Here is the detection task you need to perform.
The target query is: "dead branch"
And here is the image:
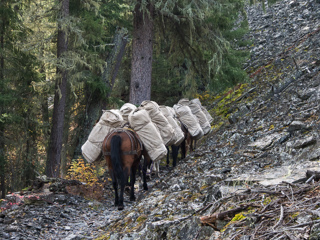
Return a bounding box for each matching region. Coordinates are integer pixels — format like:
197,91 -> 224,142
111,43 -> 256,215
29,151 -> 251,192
284,219 -> 320,229
306,170 -> 320,181
200,204 -> 254,227
273,205 -> 284,230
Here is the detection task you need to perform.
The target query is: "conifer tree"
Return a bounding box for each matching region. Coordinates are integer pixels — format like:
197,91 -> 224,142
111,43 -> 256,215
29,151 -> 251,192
129,0 -> 154,105
46,0 -> 69,177
129,0 -> 249,104
0,0 -> 44,194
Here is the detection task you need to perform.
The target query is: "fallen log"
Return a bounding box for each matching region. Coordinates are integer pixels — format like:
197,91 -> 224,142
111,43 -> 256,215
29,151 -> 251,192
29,176 -> 83,193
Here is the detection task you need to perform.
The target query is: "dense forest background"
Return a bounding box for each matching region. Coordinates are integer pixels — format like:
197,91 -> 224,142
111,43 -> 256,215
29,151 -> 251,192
0,0 -> 255,198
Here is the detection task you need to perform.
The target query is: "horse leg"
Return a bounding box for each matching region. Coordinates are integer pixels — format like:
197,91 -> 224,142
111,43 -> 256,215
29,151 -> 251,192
181,139 -> 186,159
118,167 -> 128,210
110,171 -> 119,207
146,163 -> 152,180
130,165 -> 137,201
138,156 -> 146,186
155,160 -> 160,178
142,154 -> 149,191
166,146 -> 170,167
186,134 -> 193,155
172,145 -> 179,167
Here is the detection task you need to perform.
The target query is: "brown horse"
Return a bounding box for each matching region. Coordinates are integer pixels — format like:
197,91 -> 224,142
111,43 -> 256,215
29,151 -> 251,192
102,128 -> 149,210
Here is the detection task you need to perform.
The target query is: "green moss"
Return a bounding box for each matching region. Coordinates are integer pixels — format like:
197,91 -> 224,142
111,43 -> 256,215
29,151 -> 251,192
231,213 -> 246,221
263,196 -> 272,205
137,215 -> 147,222
290,212 -> 300,219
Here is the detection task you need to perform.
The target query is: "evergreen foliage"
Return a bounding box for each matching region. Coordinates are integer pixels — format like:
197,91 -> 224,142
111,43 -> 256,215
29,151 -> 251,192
0,0 -> 44,192
149,0 -> 250,99
0,0 -> 254,194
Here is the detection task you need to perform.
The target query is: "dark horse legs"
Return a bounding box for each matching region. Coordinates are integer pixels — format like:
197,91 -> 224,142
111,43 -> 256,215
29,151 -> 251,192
166,137 -> 188,168
104,129 -> 148,210
111,172 -> 119,206
138,155 -> 149,190
130,166 -> 136,201
110,135 -> 127,210
166,145 -> 181,168
142,156 -> 148,190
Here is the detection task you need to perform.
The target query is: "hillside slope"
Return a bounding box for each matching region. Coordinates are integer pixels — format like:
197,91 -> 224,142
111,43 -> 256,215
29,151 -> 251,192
0,0 -> 319,239
100,0 -> 320,239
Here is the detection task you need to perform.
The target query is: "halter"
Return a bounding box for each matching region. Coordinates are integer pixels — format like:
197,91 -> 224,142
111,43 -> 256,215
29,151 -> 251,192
103,128 -> 143,156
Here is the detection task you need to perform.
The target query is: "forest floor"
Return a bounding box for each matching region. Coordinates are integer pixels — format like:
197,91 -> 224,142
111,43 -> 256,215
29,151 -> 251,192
1,0 -> 320,239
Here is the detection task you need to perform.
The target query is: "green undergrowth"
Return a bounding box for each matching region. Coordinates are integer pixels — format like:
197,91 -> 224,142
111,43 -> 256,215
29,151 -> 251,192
197,83 -> 252,131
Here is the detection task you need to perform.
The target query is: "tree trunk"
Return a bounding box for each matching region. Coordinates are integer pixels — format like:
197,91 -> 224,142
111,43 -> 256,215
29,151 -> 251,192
103,27 -> 128,102
129,0 -> 154,105
46,0 -> 69,178
40,66 -> 50,156
60,84 -> 72,178
73,28 -> 128,159
0,3 -> 6,198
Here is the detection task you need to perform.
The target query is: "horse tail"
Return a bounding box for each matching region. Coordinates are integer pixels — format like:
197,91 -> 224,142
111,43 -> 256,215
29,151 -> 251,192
111,135 -> 124,183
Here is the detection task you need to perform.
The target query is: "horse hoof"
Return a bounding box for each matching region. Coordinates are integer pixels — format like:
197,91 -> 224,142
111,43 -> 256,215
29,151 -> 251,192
144,186 -> 148,191
118,205 -> 124,210
130,196 -> 136,201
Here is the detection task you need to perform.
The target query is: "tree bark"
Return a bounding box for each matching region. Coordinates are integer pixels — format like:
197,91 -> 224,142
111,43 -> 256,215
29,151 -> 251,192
60,84 -> 72,178
103,27 -> 128,102
0,1 -> 6,198
129,0 -> 154,105
46,0 -> 69,178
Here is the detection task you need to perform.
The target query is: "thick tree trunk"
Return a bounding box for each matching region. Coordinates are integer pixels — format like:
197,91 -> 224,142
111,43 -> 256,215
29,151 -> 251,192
60,84 -> 72,178
0,132 -> 4,199
73,28 -> 128,159
40,66 -> 50,155
23,117 -> 35,187
0,8 -> 6,198
46,0 -> 69,178
129,0 -> 154,105
0,123 -> 4,198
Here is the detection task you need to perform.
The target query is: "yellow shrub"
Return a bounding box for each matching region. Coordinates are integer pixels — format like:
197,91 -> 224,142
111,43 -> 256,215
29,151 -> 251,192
66,158 -> 106,201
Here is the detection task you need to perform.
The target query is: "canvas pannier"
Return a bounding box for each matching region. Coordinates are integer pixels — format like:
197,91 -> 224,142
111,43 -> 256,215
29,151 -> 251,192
120,103 -> 137,123
188,100 -> 211,135
128,108 -> 167,161
81,140 -> 103,164
159,105 -> 185,146
177,98 -> 190,106
191,98 -> 213,124
140,100 -> 175,146
98,109 -> 124,127
173,104 -> 204,140
81,109 -> 124,163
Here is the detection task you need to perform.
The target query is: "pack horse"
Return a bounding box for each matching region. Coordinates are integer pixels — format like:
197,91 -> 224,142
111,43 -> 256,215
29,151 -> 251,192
102,128 -> 149,210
